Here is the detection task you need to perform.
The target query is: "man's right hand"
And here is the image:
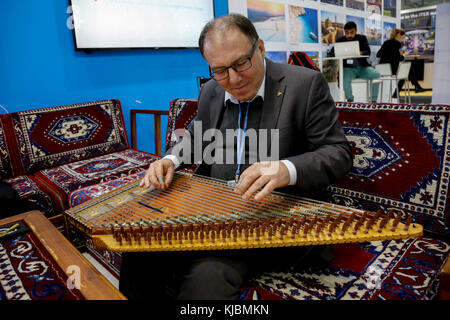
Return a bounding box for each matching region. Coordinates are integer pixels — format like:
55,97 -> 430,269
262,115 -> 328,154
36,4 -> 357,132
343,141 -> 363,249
140,158 -> 175,190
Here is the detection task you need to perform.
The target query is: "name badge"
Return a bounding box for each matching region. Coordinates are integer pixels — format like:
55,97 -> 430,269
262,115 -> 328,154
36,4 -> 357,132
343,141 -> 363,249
347,59 -> 354,64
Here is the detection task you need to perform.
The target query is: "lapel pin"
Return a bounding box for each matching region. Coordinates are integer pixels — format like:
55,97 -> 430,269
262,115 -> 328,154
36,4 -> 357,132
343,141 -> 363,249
277,91 -> 282,97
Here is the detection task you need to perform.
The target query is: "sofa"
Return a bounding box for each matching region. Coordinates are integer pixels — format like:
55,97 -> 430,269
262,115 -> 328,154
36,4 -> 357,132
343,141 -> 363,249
0,99 -> 159,228
67,98 -> 450,300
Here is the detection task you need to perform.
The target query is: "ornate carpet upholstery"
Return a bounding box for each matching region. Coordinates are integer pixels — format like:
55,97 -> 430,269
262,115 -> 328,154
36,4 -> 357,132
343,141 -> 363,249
331,103 -> 450,239
0,100 -> 158,217
0,220 -> 85,300
240,237 -> 449,300
0,100 -> 128,177
164,98 -> 198,154
68,98 -> 450,300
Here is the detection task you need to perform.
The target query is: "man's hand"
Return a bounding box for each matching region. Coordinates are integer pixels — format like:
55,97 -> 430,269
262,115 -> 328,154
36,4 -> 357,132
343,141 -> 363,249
140,158 -> 175,190
234,161 -> 290,201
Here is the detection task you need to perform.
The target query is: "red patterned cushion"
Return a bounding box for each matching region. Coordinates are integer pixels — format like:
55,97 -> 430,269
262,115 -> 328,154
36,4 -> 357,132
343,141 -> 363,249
69,170 -> 147,207
0,117 -> 14,178
34,149 -> 159,212
164,99 -> 198,154
0,100 -> 129,176
6,175 -> 55,215
331,103 -> 450,239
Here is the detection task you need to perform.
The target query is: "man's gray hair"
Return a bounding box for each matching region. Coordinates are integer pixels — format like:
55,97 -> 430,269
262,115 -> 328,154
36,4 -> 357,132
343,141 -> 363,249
198,13 -> 259,57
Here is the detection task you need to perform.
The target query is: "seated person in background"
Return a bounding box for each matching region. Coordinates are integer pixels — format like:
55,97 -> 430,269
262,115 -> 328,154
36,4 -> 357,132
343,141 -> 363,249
333,21 -> 380,103
120,13 -> 352,300
377,28 -> 426,97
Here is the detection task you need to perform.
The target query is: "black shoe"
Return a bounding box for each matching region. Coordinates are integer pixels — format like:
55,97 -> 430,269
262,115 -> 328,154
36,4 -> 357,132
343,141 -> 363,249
415,87 -> 426,93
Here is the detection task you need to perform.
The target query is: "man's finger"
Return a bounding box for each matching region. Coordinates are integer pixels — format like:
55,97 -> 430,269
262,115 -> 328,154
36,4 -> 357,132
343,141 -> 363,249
148,164 -> 162,189
234,164 -> 260,195
242,175 -> 269,201
164,163 -> 175,188
254,180 -> 277,201
154,162 -> 165,189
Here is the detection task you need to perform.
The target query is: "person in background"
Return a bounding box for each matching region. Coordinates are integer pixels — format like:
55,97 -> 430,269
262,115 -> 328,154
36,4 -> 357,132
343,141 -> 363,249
377,28 -> 426,98
333,21 -> 381,103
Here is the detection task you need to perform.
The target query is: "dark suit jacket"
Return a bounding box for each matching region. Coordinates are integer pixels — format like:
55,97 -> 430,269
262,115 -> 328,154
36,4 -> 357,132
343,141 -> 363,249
168,59 -> 353,195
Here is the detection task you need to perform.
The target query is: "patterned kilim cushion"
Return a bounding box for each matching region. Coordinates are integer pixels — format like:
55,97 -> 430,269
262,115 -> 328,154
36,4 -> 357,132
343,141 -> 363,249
69,170 -> 147,207
0,117 -> 13,178
331,103 -> 450,239
164,99 -> 198,154
34,149 -> 159,212
0,220 -> 85,300
6,175 -> 54,215
0,100 -> 129,176
240,237 -> 450,300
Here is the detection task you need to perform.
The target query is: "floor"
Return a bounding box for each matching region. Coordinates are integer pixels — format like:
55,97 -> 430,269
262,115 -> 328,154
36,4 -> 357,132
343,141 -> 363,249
399,89 -> 433,104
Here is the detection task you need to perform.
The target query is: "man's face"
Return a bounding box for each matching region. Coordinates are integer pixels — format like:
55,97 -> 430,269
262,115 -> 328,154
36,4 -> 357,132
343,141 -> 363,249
344,28 -> 357,40
203,28 -> 265,102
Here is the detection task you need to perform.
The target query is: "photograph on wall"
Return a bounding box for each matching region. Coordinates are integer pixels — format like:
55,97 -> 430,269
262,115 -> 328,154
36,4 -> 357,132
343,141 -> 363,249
346,15 -> 365,34
321,51 -> 338,82
321,0 -> 343,6
247,0 -> 286,42
321,10 -> 345,44
289,5 -> 318,43
304,51 -> 320,69
288,51 -> 320,69
346,0 -> 364,11
401,8 -> 435,56
383,21 -> 397,42
384,0 -> 397,17
366,0 -> 382,14
266,51 -> 287,63
366,16 -> 382,45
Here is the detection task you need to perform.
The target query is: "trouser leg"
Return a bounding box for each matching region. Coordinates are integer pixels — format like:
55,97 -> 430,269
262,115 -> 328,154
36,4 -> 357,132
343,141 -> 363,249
343,68 -> 358,101
119,246 -> 328,300
358,67 -> 381,101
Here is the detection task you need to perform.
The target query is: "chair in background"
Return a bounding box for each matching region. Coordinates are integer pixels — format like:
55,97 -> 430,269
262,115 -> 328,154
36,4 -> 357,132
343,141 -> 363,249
375,63 -> 393,103
351,77 -> 383,103
378,62 -> 412,104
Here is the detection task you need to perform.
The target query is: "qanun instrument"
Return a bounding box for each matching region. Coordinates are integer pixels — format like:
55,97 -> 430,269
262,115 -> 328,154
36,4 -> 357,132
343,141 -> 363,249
64,172 -> 422,252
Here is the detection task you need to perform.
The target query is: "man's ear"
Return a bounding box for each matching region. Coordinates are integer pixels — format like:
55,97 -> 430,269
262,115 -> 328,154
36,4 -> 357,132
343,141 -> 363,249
258,38 -> 265,58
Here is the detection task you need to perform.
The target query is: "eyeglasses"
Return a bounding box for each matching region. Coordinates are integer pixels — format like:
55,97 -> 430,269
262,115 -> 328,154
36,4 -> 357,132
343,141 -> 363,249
209,39 -> 259,81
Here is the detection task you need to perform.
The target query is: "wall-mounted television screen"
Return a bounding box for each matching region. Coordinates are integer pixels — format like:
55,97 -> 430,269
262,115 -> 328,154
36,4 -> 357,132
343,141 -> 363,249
70,0 -> 215,50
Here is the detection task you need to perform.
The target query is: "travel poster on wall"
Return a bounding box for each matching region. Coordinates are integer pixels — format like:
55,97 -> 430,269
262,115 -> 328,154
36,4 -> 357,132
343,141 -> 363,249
346,15 -> 365,35
384,0 -> 397,17
321,10 -> 345,44
289,5 -> 319,43
346,0 -> 364,11
401,8 -> 435,56
266,51 -> 287,63
383,21 -> 397,42
366,0 -> 382,14
321,0 -> 343,6
247,0 -> 286,43
366,16 -> 382,45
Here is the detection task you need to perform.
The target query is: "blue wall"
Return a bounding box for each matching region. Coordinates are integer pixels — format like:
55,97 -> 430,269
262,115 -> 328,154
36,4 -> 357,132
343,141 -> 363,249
0,0 -> 228,154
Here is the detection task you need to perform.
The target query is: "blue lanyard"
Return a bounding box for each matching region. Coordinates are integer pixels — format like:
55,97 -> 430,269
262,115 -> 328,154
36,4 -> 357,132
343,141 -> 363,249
236,100 -> 250,183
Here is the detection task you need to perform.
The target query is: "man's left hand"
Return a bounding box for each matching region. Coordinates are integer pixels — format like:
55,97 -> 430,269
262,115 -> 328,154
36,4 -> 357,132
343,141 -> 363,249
234,161 -> 290,201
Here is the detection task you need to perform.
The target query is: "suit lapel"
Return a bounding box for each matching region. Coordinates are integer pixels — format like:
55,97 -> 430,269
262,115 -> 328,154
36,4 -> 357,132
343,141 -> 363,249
260,59 -> 286,131
209,84 -> 226,129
